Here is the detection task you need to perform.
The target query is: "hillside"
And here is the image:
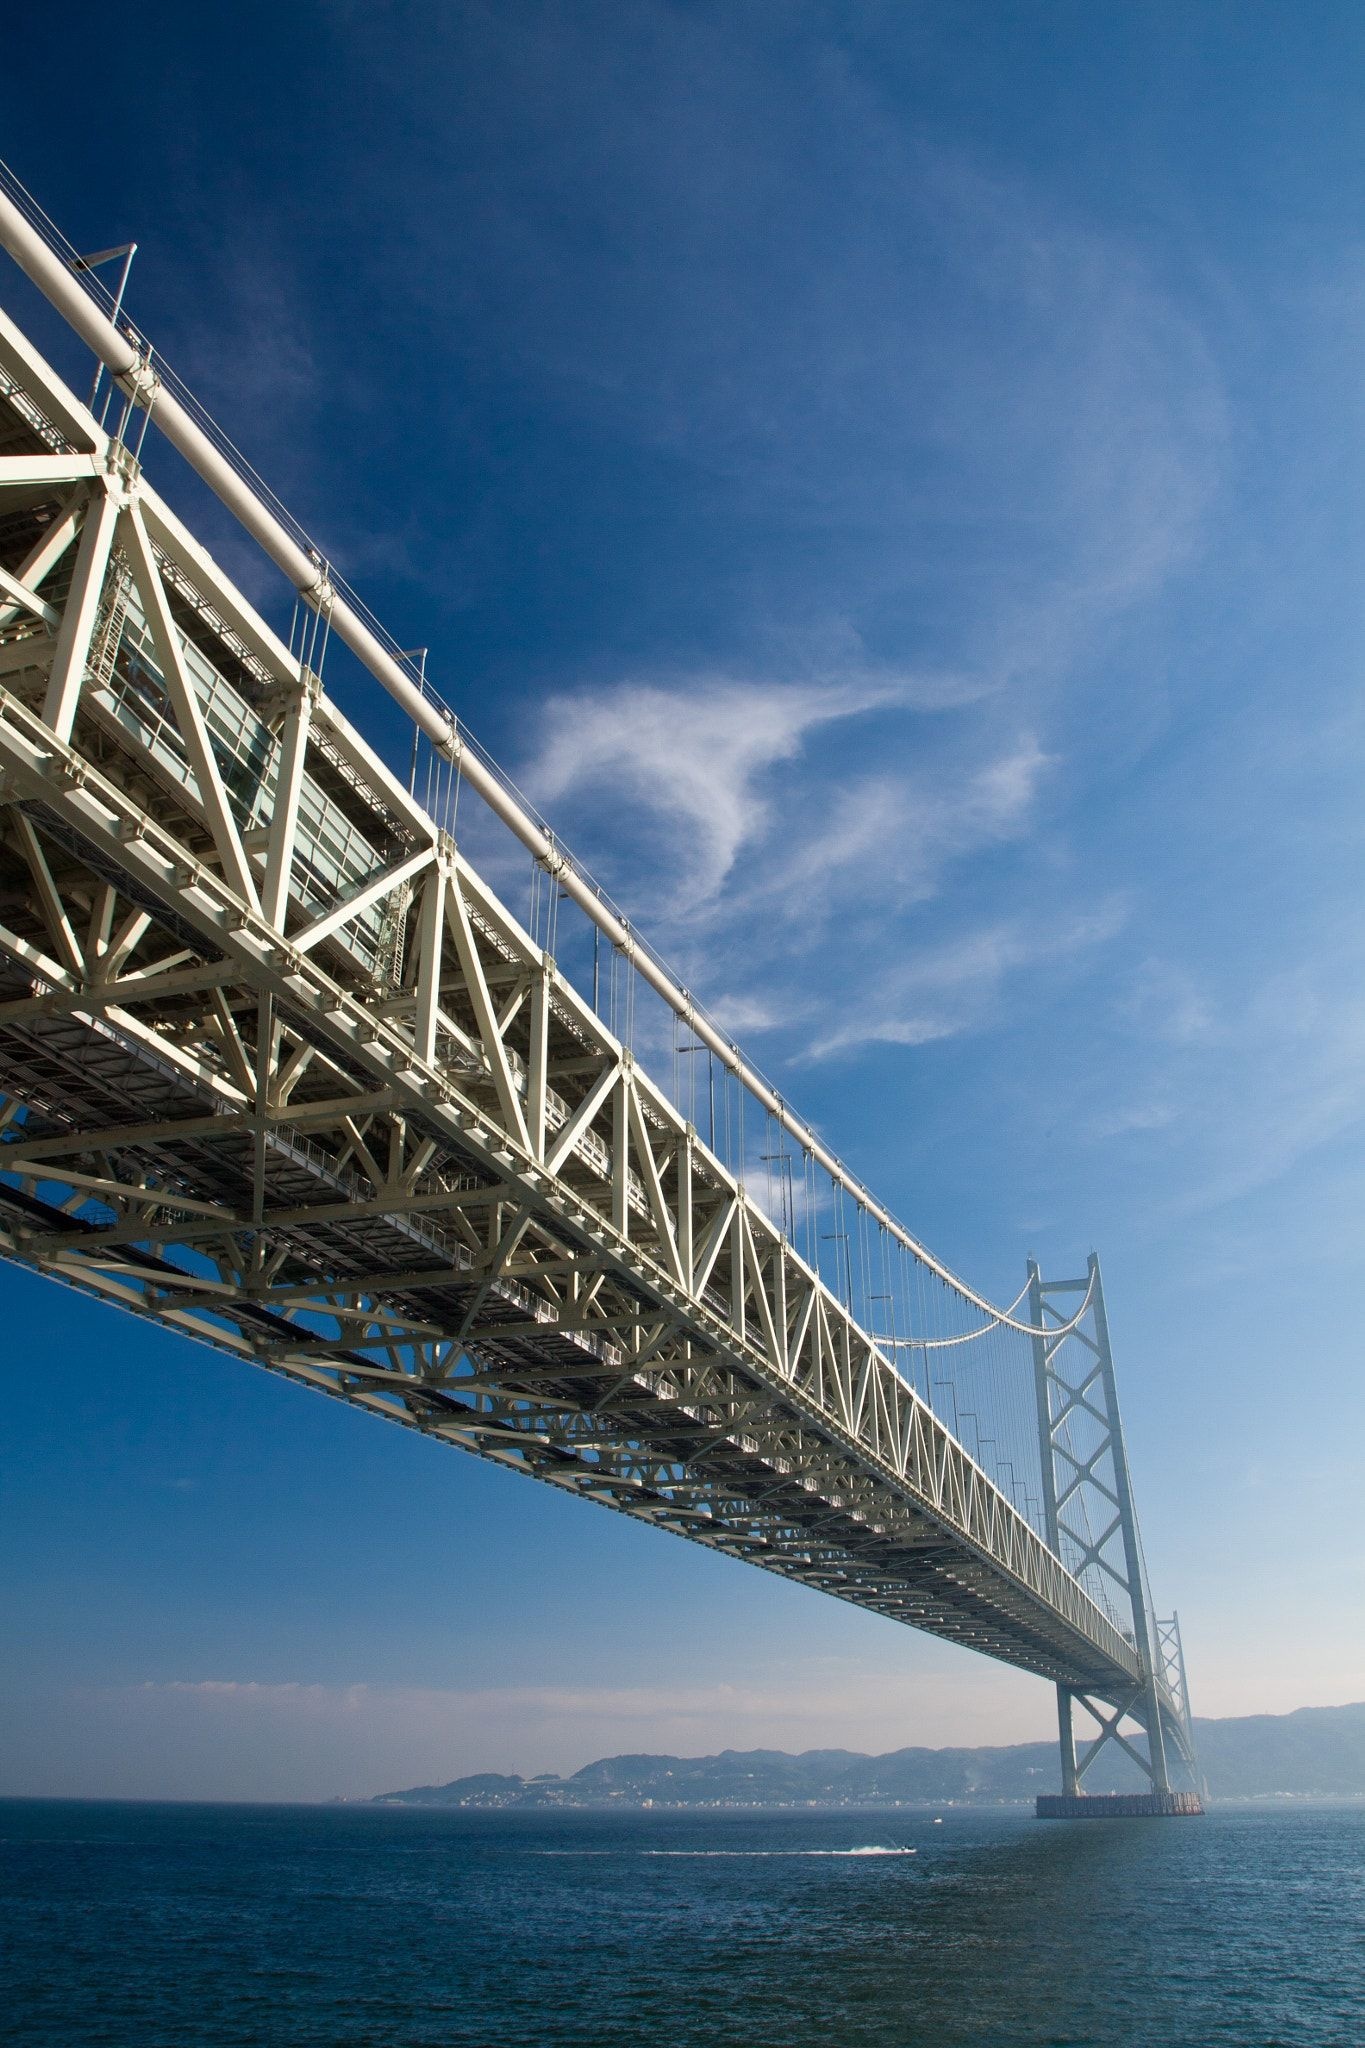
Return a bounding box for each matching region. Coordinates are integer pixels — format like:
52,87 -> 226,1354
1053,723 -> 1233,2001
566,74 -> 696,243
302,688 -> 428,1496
374,1702 -> 1365,1808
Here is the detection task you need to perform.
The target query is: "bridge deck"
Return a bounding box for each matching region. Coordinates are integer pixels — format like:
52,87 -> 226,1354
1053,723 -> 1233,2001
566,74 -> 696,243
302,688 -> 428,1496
0,296 -> 1146,1703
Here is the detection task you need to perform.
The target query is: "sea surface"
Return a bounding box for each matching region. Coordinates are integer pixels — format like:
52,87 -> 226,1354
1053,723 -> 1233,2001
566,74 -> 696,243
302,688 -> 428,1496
1,1799 -> 1361,2046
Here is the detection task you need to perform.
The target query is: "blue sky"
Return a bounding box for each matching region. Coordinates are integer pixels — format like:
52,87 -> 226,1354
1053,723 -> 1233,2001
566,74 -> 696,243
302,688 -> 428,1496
3,0 -> 1364,1800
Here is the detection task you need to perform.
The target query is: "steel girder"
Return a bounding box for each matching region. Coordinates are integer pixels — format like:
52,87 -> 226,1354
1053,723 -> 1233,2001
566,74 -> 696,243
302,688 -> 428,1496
0,298 -> 1145,1698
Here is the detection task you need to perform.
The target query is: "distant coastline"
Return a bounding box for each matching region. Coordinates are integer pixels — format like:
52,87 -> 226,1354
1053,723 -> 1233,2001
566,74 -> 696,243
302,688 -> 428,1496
372,1700 -> 1365,1811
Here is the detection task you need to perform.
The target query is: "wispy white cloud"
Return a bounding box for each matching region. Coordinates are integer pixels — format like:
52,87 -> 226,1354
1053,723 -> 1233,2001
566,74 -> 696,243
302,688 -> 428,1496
751,734 -> 1054,928
804,902 -> 1128,1061
140,1675 -> 898,1722
1120,958 -> 1219,1046
528,665 -> 968,909
495,128 -> 1227,1080
519,669 -> 1072,1065
1175,956 -> 1365,1213
1083,905 -> 1365,1233
1086,1102 -> 1176,1142
173,252 -> 319,433
706,990 -> 787,1036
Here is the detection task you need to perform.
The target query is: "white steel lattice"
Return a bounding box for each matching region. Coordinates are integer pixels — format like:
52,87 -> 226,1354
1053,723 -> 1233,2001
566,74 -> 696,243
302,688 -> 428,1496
0,169 -> 1199,1783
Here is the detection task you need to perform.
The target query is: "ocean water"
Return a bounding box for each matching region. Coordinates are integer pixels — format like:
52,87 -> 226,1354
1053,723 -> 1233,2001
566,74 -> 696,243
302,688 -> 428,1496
1,1800 -> 1361,2046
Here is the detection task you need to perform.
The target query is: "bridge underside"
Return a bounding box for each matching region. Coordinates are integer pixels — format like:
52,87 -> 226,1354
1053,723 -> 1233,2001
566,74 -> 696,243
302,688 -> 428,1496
0,289 -> 1149,1711
0,993 -> 1120,1693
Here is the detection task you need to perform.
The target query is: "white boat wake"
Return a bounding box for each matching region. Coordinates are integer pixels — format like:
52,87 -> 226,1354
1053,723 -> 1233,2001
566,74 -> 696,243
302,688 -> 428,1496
640,1845 -> 918,1858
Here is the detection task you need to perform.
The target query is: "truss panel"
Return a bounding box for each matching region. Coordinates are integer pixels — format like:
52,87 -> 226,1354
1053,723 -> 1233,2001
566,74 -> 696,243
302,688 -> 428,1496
0,237 -> 1189,1714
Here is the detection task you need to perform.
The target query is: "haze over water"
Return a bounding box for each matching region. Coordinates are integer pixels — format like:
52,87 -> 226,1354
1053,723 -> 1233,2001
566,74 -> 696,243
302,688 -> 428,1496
4,1801 -> 1360,2046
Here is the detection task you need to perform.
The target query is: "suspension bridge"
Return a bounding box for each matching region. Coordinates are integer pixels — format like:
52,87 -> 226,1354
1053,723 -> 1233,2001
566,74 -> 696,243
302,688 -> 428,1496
0,167 -> 1201,1816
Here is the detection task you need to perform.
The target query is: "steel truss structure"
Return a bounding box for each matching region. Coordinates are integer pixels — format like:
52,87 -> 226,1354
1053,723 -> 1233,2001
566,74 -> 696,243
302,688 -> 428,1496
0,172 -> 1199,1786
1030,1260 -> 1200,1794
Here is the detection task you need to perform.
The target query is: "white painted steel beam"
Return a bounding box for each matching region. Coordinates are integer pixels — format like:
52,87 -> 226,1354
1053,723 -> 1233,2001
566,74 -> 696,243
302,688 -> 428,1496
0,176 -> 1096,1345
0,181 -> 1190,1715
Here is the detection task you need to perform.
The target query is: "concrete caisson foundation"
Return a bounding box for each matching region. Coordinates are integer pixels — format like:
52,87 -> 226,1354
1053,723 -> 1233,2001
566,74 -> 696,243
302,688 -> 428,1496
1036,1791 -> 1204,1819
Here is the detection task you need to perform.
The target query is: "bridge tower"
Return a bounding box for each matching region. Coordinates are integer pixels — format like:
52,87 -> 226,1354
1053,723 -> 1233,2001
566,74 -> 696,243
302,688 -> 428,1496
1028,1255 -> 1203,1817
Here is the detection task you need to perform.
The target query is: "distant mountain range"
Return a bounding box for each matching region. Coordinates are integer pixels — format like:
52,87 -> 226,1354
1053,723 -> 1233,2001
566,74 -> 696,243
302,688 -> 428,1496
374,1702 -> 1365,1808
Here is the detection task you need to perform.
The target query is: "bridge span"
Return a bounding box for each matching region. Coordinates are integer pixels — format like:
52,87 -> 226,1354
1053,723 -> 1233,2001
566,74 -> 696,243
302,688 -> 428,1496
0,167 -> 1199,1807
